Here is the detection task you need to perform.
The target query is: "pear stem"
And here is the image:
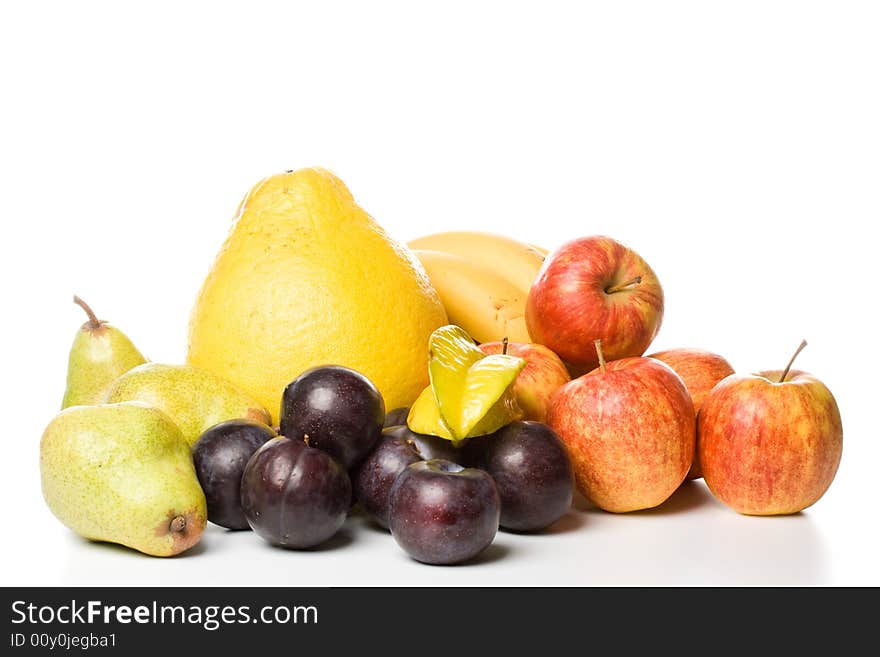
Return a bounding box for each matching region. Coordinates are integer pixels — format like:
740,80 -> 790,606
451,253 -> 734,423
779,339 -> 808,383
594,339 -> 607,374
605,276 -> 642,295
169,516 -> 186,533
502,337 -> 509,355
73,295 -> 102,329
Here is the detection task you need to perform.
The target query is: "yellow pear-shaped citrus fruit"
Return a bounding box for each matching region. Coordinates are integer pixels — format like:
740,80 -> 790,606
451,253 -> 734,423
408,325 -> 525,445
187,168 -> 448,424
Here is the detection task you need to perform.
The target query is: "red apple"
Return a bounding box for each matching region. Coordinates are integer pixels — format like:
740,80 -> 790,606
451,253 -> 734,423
479,340 -> 570,422
546,343 -> 694,513
526,236 -> 664,373
698,341 -> 842,516
647,348 -> 735,479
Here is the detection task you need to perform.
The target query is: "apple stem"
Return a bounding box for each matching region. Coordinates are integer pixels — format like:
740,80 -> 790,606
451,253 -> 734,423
502,337 -> 509,355
594,339 -> 606,374
73,295 -> 102,329
605,276 -> 642,295
779,339 -> 808,383
169,516 -> 186,533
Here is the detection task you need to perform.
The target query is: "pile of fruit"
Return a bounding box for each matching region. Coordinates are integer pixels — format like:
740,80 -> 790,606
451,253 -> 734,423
39,167 -> 844,566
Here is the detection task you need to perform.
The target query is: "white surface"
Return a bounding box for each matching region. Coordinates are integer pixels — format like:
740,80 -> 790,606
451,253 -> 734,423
1,1 -> 878,586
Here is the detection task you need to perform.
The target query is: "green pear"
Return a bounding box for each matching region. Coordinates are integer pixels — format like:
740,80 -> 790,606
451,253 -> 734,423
104,363 -> 272,446
40,402 -> 207,557
62,296 -> 147,408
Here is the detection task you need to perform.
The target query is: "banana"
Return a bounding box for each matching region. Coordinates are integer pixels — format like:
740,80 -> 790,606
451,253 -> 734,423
408,231 -> 547,293
528,243 -> 550,257
411,249 -> 531,344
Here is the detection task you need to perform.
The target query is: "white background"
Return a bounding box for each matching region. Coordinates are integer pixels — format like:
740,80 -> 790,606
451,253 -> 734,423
1,1 -> 878,586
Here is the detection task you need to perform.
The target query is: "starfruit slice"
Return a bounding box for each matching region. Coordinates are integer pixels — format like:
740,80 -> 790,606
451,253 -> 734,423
407,325 -> 526,445
407,385 -> 455,441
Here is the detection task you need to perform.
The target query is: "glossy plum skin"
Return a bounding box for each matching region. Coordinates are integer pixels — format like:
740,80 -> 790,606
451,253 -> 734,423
192,419 -> 277,529
383,407 -> 410,428
352,430 -> 422,528
466,421 -> 573,532
280,365 -> 385,470
354,426 -> 465,528
240,437 -> 351,549
390,424 -> 463,462
389,460 -> 500,565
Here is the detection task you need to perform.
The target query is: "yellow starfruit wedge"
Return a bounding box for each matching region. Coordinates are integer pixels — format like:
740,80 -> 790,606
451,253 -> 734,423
457,354 -> 526,437
407,386 -> 455,441
407,325 -> 526,445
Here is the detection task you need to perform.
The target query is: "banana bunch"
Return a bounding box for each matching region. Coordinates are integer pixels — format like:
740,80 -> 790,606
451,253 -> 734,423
408,231 -> 549,344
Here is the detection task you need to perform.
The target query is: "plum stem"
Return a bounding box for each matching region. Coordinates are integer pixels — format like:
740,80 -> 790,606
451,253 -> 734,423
779,339 -> 808,383
73,295 -> 102,329
605,276 -> 642,294
405,438 -> 423,458
169,516 -> 186,533
594,339 -> 606,374
502,337 -> 509,355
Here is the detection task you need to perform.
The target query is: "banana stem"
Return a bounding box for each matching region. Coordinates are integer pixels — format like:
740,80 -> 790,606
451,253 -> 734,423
502,337 -> 509,355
